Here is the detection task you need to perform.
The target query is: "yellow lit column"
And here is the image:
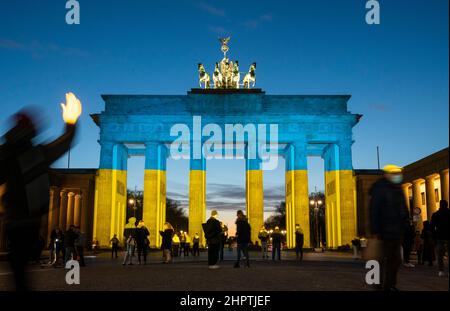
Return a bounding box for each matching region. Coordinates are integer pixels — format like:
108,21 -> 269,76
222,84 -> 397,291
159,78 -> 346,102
189,153 -> 206,248
412,179 -> 426,228
285,143 -> 309,249
402,184 -> 411,213
59,190 -> 68,231
440,169 -> 449,203
47,186 -> 60,242
93,142 -> 128,247
66,192 -> 75,228
143,142 -> 167,248
74,194 -> 82,227
246,151 -> 264,245
425,175 -> 438,220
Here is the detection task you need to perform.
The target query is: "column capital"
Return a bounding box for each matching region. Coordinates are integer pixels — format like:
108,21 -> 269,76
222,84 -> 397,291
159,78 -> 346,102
67,191 -> 75,197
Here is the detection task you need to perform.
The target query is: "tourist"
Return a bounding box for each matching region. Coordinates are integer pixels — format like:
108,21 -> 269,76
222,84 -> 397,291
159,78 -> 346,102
402,219 -> 415,268
184,232 -> 191,257
202,210 -> 222,269
180,231 -> 186,257
295,224 -> 304,261
172,232 -> 180,257
430,200 -> 449,277
258,226 -> 269,259
136,221 -> 150,265
122,233 -> 137,265
413,230 -> 423,265
192,233 -> 200,256
0,97 -> 80,291
369,164 -> 409,291
160,222 -> 174,263
271,227 -> 283,261
49,227 -> 64,265
234,210 -> 251,268
74,226 -> 86,267
421,221 -> 435,266
64,225 -> 79,264
219,222 -> 228,261
110,234 -> 119,259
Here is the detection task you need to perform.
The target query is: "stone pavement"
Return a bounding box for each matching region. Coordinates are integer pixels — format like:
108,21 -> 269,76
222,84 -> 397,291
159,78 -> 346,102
0,250 -> 448,291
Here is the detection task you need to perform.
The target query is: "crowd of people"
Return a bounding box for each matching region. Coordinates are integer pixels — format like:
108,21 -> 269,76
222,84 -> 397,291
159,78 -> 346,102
48,225 -> 87,267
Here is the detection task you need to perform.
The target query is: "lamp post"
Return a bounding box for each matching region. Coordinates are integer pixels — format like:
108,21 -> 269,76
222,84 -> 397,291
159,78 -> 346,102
310,198 -> 323,251
128,198 -> 137,217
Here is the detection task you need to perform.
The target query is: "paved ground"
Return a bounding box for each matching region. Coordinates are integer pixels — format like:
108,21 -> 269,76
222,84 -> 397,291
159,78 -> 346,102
0,250 -> 448,291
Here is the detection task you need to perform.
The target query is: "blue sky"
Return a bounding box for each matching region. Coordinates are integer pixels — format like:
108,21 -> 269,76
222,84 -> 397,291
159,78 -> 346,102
0,0 -> 448,228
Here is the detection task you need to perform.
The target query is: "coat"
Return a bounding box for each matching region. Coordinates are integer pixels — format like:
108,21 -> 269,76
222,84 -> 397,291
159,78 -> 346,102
235,217 -> 251,244
203,217 -> 222,245
430,206 -> 449,241
160,229 -> 174,250
369,178 -> 409,240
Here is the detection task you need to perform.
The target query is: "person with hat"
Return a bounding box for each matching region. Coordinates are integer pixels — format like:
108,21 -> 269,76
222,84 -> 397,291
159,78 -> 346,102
202,210 -> 222,269
369,164 -> 410,291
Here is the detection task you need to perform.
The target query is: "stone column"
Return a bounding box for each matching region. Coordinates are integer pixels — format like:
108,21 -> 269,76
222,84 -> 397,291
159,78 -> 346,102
425,175 -> 437,220
144,142 -> 168,248
246,145 -> 264,245
402,183 -> 411,214
188,152 -> 206,248
47,186 -> 60,242
74,193 -> 82,227
412,179 -> 426,227
59,190 -> 68,231
66,192 -> 75,228
440,169 -> 449,203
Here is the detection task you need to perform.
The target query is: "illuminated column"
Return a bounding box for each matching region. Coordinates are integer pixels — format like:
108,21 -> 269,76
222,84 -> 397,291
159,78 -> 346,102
402,183 -> 411,213
58,190 -> 68,231
93,142 -> 128,246
189,149 -> 206,248
440,169 -> 449,203
412,179 -> 426,228
285,142 -> 309,249
66,192 -> 75,228
246,145 -> 264,245
74,194 -> 82,227
47,186 -> 60,242
143,142 -> 167,248
323,141 -> 356,248
425,175 -> 438,220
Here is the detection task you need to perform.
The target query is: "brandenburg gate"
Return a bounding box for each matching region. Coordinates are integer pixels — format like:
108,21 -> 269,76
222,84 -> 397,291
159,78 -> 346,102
91,38 -> 361,249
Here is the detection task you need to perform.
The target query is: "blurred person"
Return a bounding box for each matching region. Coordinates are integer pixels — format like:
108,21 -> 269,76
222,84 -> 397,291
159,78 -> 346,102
295,225 -> 304,261
219,222 -> 228,261
74,226 -> 86,267
258,226 -> 269,259
413,230 -> 423,265
64,225 -> 79,264
271,227 -> 283,261
421,221 -> 435,266
136,221 -> 150,265
0,93 -> 81,290
234,210 -> 251,268
122,233 -> 137,265
402,219 -> 416,268
110,234 -> 119,259
172,232 -> 180,257
369,164 -> 409,291
179,231 -> 186,257
92,237 -> 99,255
202,210 -> 222,269
184,232 -> 191,257
160,222 -> 174,263
49,227 -> 64,265
430,200 -> 449,276
192,233 -> 200,256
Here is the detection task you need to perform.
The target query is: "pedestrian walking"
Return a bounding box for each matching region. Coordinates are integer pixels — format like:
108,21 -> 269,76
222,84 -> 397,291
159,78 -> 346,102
74,227 -> 86,267
271,227 -> 283,261
64,225 -> 79,264
160,222 -> 174,263
430,200 -> 449,277
192,233 -> 200,256
110,234 -> 119,259
295,225 -> 304,261
184,232 -> 191,257
172,232 -> 180,257
258,226 -> 269,259
234,210 -> 251,268
202,210 -> 222,269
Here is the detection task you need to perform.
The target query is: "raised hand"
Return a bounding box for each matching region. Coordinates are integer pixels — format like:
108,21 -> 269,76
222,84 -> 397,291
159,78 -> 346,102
61,92 -> 82,124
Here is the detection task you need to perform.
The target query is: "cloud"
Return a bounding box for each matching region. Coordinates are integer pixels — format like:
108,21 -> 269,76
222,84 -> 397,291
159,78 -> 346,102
0,38 -> 89,58
243,13 -> 273,29
208,25 -> 228,34
195,2 -> 226,17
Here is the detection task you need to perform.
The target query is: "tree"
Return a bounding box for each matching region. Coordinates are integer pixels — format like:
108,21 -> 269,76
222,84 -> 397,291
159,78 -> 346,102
264,201 -> 286,229
166,198 -> 188,232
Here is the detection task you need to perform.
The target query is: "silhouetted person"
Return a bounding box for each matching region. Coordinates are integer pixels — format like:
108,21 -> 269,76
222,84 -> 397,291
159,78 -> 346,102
202,210 -> 222,269
258,226 -> 269,259
413,230 -> 423,265
110,234 -> 119,259
0,94 -> 81,290
184,232 -> 191,257
136,221 -> 150,265
74,226 -> 86,267
430,200 -> 449,276
295,224 -> 304,261
271,227 -> 283,261
219,222 -> 228,261
421,221 -> 435,266
369,165 -> 409,291
64,225 -> 79,263
192,233 -> 200,256
160,222 -> 174,263
49,227 -> 64,265
402,219 -> 415,268
234,210 -> 251,268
